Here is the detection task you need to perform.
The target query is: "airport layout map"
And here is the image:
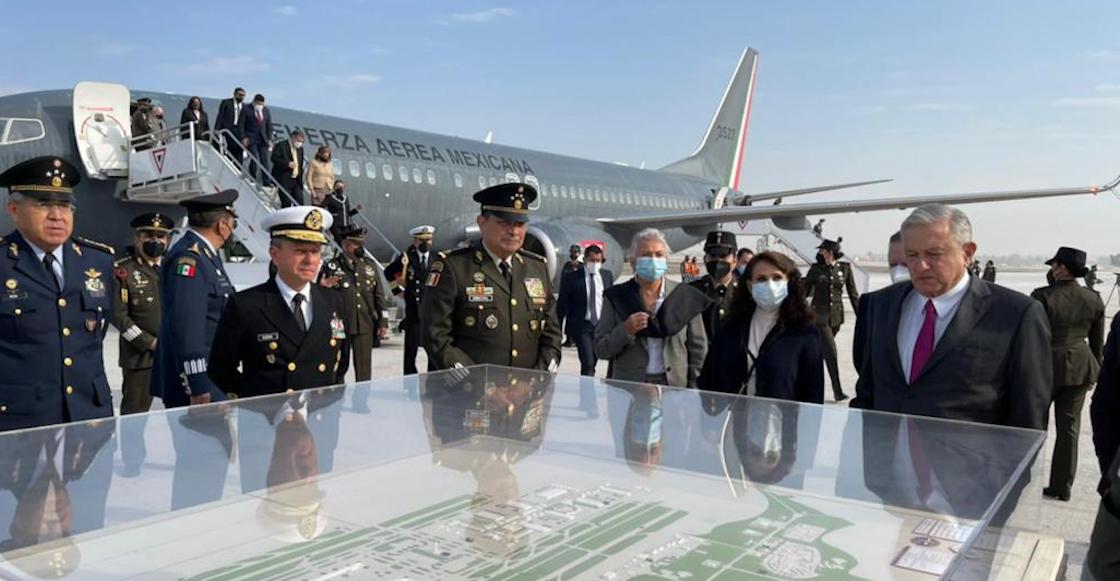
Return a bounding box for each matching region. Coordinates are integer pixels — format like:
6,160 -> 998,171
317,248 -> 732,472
183,483 -> 871,581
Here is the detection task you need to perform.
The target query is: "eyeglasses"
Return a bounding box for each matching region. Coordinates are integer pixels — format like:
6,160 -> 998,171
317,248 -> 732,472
28,201 -> 75,214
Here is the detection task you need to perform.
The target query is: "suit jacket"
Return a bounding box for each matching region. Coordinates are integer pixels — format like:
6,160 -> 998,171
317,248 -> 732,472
593,279 -> 708,388
556,265 -> 614,336
1030,279 -> 1104,387
1092,315 -> 1120,476
851,276 -> 1053,429
208,279 -> 350,399
239,105 -> 273,146
269,140 -> 305,192
214,98 -> 245,138
697,312 -> 824,403
179,107 -> 210,140
0,231 -> 116,431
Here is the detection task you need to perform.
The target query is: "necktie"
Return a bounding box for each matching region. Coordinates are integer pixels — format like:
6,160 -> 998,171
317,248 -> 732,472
419,254 -> 427,273
256,108 -> 263,124
588,272 -> 598,325
43,253 -> 61,293
909,300 -> 937,383
233,103 -> 240,125
500,261 -> 512,287
292,293 -> 307,334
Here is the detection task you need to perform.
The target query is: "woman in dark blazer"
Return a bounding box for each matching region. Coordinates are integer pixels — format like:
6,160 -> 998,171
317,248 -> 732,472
698,251 -> 823,403
180,96 -> 210,140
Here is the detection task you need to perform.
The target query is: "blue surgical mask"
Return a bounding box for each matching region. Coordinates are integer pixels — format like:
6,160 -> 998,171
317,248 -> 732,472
630,400 -> 663,447
736,264 -> 748,276
635,257 -> 667,281
751,280 -> 788,311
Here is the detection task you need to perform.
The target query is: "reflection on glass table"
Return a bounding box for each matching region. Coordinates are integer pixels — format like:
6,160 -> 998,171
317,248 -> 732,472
0,366 -> 1046,580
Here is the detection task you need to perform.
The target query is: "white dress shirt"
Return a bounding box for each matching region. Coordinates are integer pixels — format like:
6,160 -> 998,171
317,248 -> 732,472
586,269 -> 603,322
481,243 -> 512,274
275,276 -> 313,327
26,240 -> 65,287
645,281 -> 667,375
897,273 -> 971,382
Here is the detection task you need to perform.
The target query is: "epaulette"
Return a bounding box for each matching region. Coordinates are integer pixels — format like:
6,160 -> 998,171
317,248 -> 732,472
517,248 -> 547,262
73,237 -> 115,255
112,256 -> 134,268
447,246 -> 474,256
187,242 -> 202,256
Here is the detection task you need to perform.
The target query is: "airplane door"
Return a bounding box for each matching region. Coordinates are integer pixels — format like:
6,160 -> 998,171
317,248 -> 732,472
72,82 -> 131,180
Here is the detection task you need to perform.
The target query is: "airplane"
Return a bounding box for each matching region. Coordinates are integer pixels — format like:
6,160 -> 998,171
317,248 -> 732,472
0,47 -> 1114,282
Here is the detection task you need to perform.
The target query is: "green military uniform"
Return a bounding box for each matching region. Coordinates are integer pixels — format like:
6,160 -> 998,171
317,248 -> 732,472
422,183 -> 562,372
804,239 -> 859,400
323,230 -> 389,382
1032,247 -> 1105,500
688,230 -> 740,342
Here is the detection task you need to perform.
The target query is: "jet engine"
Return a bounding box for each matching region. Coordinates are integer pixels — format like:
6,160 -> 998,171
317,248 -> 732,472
522,219 -> 623,285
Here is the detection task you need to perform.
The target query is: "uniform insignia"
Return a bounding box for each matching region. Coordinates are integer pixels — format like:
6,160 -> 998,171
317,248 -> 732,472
266,354 -> 277,365
72,242 -> 82,256
257,332 -> 279,342
474,251 -> 484,264
7,243 -> 16,258
364,266 -> 375,277
330,313 -> 346,339
121,288 -> 129,303
485,314 -> 499,329
84,269 -> 106,296
524,278 -> 547,305
464,408 -> 489,432
429,261 -> 444,274
4,279 -> 15,290
115,267 -> 128,281
530,320 -> 539,332
176,261 -> 197,278
426,272 -> 440,287
466,284 -> 495,303
85,318 -> 97,333
472,272 -> 484,283
187,243 -> 202,256
304,209 -> 324,231
74,237 -> 114,255
465,315 -> 476,327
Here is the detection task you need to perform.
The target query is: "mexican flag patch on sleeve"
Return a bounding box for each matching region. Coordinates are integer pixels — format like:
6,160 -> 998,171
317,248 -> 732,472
176,262 -> 196,278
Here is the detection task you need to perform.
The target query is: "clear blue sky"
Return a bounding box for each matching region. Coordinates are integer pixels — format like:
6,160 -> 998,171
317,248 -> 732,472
3,1 -> 1119,257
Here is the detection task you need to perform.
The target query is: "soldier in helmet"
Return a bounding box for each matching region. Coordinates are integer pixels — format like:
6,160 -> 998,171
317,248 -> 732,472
111,212 -> 174,476
385,225 -> 436,375
422,183 -> 562,375
689,230 -> 740,344
804,238 -> 859,401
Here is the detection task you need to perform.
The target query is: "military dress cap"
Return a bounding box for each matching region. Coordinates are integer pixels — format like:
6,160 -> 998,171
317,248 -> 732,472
130,212 -> 174,233
569,244 -> 582,252
703,230 -> 738,255
1045,246 -> 1089,277
261,206 -> 333,244
340,224 -> 368,240
180,189 -> 239,214
817,237 -> 844,257
0,156 -> 81,202
473,182 -> 537,223
408,225 -> 435,239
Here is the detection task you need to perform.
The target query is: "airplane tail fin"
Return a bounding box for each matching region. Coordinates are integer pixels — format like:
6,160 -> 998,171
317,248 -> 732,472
660,48 -> 758,190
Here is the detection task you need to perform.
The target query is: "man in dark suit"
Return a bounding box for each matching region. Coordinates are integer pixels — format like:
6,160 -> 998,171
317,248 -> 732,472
214,87 -> 246,163
1032,246 -> 1104,501
238,93 -> 273,182
851,204 -> 1052,429
208,206 -> 349,399
269,129 -> 306,206
384,225 -> 435,375
557,244 -> 614,377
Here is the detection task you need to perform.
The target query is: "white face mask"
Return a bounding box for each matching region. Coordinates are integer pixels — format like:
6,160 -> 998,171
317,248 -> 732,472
254,104 -> 264,111
751,280 -> 788,312
889,265 -> 911,284
586,261 -> 602,274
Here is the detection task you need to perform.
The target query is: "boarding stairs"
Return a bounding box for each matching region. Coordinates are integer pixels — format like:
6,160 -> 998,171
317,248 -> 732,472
745,224 -> 871,294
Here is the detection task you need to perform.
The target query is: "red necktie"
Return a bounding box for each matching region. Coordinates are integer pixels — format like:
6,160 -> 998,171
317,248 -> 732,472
256,109 -> 263,124
909,300 -> 936,383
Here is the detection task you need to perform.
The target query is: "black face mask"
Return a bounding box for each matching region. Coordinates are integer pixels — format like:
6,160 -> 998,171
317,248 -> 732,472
570,253 -> 579,260
142,240 -> 167,258
352,246 -> 364,259
706,260 -> 731,280
418,241 -> 430,253
815,253 -> 826,264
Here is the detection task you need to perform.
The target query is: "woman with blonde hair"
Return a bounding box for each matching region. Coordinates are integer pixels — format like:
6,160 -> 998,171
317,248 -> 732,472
306,145 -> 335,205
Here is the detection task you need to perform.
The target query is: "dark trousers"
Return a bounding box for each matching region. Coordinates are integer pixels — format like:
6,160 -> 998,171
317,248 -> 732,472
223,135 -> 244,166
120,368 -> 153,468
1049,383 -> 1091,495
815,320 -> 845,398
276,179 -> 304,207
576,323 -> 597,376
403,318 -> 420,375
246,142 -> 270,181
350,332 -> 373,410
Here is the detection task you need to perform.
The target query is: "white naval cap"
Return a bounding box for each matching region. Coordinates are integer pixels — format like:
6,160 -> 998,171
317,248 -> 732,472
409,225 -> 435,239
260,206 -> 333,244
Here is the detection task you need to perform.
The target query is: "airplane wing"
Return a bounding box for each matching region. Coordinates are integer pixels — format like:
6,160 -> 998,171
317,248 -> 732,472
737,179 -> 893,204
599,178 -> 1119,230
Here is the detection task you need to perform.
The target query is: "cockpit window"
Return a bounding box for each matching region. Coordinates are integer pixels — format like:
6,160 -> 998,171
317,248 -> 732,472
0,118 -> 45,145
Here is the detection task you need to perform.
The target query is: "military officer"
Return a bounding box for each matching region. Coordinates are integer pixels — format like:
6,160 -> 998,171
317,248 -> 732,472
208,206 -> 350,398
422,183 -> 562,375
111,212 -> 173,476
563,244 -> 583,274
1031,247 -> 1105,502
804,238 -> 859,402
322,225 -> 388,412
384,224 -> 435,374
0,156 -> 116,431
689,231 -> 739,343
151,189 -> 239,407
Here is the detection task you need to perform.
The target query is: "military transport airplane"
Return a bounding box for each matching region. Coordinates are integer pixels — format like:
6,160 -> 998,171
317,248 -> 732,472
0,47 -> 1114,278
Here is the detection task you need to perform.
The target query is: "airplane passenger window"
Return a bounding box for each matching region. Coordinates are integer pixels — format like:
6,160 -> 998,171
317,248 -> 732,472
609,190 -> 617,203
594,189 -> 602,202
365,162 -> 376,179
578,187 -> 586,200
550,184 -> 558,197
348,160 -> 360,177
488,176 -> 498,186
427,169 -> 436,185
333,160 -> 344,175
454,173 -> 463,188
399,166 -> 409,182
626,192 -> 633,204
2,119 -> 44,144
560,186 -> 568,199
413,168 -> 423,183
382,164 -> 393,180
505,172 -> 520,183
478,175 -> 487,190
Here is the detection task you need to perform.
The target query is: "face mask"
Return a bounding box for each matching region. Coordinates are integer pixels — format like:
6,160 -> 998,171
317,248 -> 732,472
418,241 -> 430,253
294,140 -> 304,148
586,261 -> 602,274
351,246 -> 364,259
141,240 -> 167,258
706,260 -> 731,280
815,253 -> 826,265
219,219 -> 237,247
254,104 -> 263,111
751,280 -> 788,311
736,264 -> 748,276
630,399 -> 663,447
889,265 -> 910,284
570,252 -> 580,260
235,95 -> 244,103
635,257 -> 667,281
